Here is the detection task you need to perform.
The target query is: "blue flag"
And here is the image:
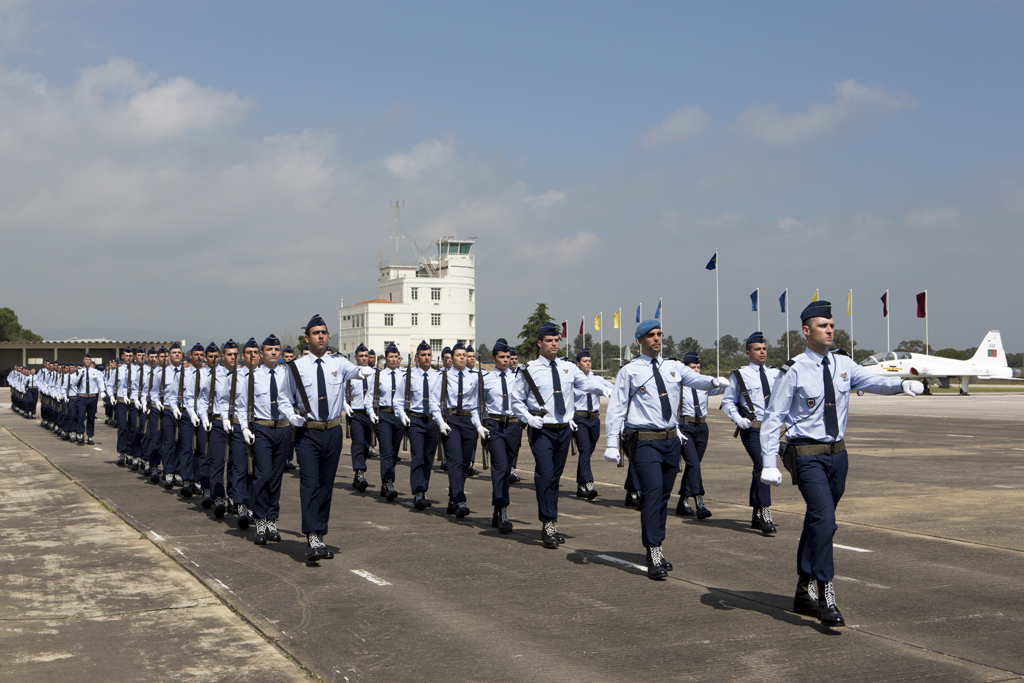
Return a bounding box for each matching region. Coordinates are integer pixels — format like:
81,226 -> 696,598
654,300 -> 661,319
636,304 -> 641,323
750,290 -> 758,312
705,253 -> 717,270
779,291 -> 786,313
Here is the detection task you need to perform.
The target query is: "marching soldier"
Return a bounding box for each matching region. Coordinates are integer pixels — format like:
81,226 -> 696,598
345,343 -> 373,492
430,341 -> 483,518
478,338 -> 522,532
759,301 -> 922,626
722,332 -> 781,535
510,322 -> 611,548
73,354 -> 105,446
403,340 -> 441,510
154,342 -> 186,489
223,338 -> 260,528
200,340 -> 235,517
180,343 -> 208,496
675,351 -> 725,519
108,346 -> 133,466
507,347 -> 523,484
366,343 -> 407,502
604,320 -> 729,579
572,349 -> 606,500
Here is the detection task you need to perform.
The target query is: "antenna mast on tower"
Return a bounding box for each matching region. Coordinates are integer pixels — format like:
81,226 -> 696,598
390,198 -> 405,264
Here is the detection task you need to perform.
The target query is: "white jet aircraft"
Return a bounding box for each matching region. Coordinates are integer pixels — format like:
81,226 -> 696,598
858,330 -> 1021,394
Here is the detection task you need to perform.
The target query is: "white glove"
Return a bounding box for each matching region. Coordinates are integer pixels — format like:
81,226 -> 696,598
712,377 -> 731,389
358,366 -> 375,378
190,412 -> 200,428
133,399 -> 141,410
676,428 -> 687,444
288,413 -> 306,427
401,413 -> 411,427
601,385 -> 613,398
569,420 -> 578,432
222,419 -> 231,434
761,467 -> 783,486
202,417 -> 211,432
735,417 -> 752,430
604,446 -> 621,464
526,414 -> 544,430
368,411 -> 378,424
155,401 -> 163,412
344,404 -> 354,418
476,425 -> 490,439
144,404 -> 150,415
438,420 -> 452,435
242,428 -> 255,445
173,407 -> 182,420
902,380 -> 925,397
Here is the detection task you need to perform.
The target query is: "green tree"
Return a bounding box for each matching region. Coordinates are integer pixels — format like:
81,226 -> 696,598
716,334 -> 741,358
662,335 -> 677,359
896,339 -> 926,353
934,347 -> 969,361
777,330 -> 805,359
854,348 -> 875,363
677,337 -> 701,355
833,328 -> 852,354
0,308 -> 42,342
517,303 -> 555,360
476,343 -> 492,363
571,333 -> 595,355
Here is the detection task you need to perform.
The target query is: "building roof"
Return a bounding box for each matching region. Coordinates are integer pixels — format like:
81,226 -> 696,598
352,299 -> 400,306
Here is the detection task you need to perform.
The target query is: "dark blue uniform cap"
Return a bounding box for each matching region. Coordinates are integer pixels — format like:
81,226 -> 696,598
355,343 -> 368,353
537,322 -> 560,338
467,345 -> 475,353
283,345 -> 293,354
509,348 -> 518,357
157,346 -> 168,354
135,346 -> 145,354
305,313 -> 327,331
575,348 -> 591,360
635,319 -> 661,339
147,347 -> 156,355
800,300 -> 832,322
493,339 -> 510,353
169,342 -> 181,351
122,346 -> 133,354
262,335 -> 280,347
205,342 -> 219,353
368,349 -> 376,356
682,351 -> 700,364
243,337 -> 258,350
441,346 -> 451,356
452,342 -> 465,352
223,339 -> 237,350
385,343 -> 399,355
746,331 -> 766,346
189,343 -> 204,353
417,340 -> 431,352
83,352 -> 91,358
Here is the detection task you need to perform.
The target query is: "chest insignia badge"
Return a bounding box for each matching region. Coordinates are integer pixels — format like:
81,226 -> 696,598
671,372 -> 676,377
841,372 -> 847,380
563,368 -> 569,374
639,386 -> 646,394
807,398 -> 815,408
332,371 -> 337,377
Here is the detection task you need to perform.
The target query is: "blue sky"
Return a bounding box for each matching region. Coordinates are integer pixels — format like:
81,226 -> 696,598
3,1 -> 1022,353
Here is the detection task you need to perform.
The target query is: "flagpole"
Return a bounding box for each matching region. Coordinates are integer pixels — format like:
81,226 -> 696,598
924,289 -> 928,355
850,289 -> 855,358
785,288 -> 790,359
599,312 -> 604,373
886,289 -> 890,352
618,308 -> 622,368
756,287 -> 760,331
715,248 -> 720,377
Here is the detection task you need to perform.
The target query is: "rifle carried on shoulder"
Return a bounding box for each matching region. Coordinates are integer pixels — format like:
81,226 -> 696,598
478,365 -> 489,470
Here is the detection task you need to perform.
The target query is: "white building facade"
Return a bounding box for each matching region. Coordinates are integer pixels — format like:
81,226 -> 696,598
336,238 -> 477,361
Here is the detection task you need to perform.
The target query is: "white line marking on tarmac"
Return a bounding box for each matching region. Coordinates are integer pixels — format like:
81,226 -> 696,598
1012,448 -> 1024,452
595,554 -> 646,572
229,640 -> 260,646
834,544 -> 872,553
150,532 -> 164,541
835,575 -> 890,590
992,485 -> 1017,489
93,447 -> 102,451
351,570 -> 391,586
362,521 -> 390,531
214,579 -> 234,593
946,434 -> 975,438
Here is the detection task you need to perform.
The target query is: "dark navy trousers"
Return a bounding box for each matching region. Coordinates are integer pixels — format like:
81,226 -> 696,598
528,425 -> 573,522
679,422 -> 709,497
349,412 -> 372,472
374,412 -> 402,484
573,415 -> 600,485
145,409 -> 162,466
442,415 -> 476,503
508,422 -> 522,469
115,403 -> 129,454
177,419 -> 197,482
796,449 -> 848,582
204,419 -> 228,498
631,437 -> 681,548
740,427 -> 772,508
485,419 -> 515,507
160,409 -> 179,475
251,424 -> 292,521
76,396 -> 98,437
408,415 -> 439,494
228,424 -> 253,506
294,425 -> 344,536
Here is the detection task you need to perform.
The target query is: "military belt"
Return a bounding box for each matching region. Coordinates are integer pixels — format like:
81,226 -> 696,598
79,393 -> 98,398
351,408 -> 367,414
575,411 -> 599,419
487,413 -> 519,424
449,409 -> 473,417
231,416 -> 241,426
792,439 -> 845,457
683,416 -> 706,425
376,406 -> 394,414
254,419 -> 290,429
540,422 -> 570,430
633,427 -> 676,441
303,416 -> 343,431
116,397 -> 126,403
407,410 -> 431,419
747,420 -> 763,430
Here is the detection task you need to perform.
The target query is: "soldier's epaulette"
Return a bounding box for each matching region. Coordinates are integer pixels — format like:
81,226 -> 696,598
833,348 -> 851,357
778,359 -> 797,374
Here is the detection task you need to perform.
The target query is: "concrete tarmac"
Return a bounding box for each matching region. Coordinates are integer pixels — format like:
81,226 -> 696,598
2,389 -> 1022,682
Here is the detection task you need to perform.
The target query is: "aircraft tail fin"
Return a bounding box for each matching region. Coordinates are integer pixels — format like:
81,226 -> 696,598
969,331 -> 1007,366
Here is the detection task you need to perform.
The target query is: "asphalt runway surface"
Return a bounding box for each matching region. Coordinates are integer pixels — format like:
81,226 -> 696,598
3,392 -> 1022,682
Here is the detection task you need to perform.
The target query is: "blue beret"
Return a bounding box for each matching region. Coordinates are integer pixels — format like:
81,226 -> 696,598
385,343 -> 399,354
746,332 -> 765,346
800,300 -> 832,322
575,348 -> 591,360
509,347 -> 518,357
306,313 -> 327,331
493,338 -> 510,353
355,343 -> 368,353
190,343 -> 204,353
243,337 -> 258,350
222,339 -> 237,350
452,342 -> 465,351
417,340 -> 431,352
158,346 -> 168,353
537,322 -> 560,338
169,342 -> 181,351
283,345 -> 293,353
635,319 -> 661,339
262,334 -> 280,347
205,342 -> 219,353
442,346 -> 451,355
682,351 -> 700,364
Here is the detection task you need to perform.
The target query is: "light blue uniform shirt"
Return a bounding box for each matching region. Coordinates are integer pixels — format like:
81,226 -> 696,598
680,382 -> 725,418
511,356 -> 608,427
572,370 -> 606,413
430,367 -> 482,428
234,365 -> 297,429
153,363 -> 186,409
366,366 -> 407,419
405,366 -> 441,415
481,368 -> 523,418
605,353 -> 718,448
347,369 -> 374,410
760,349 -> 904,467
289,354 -> 364,422
722,362 -> 781,424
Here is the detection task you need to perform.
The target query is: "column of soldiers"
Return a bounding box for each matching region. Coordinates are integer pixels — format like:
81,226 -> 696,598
6,300 -> 924,627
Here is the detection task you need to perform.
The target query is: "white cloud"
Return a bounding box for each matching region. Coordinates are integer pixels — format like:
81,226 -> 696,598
383,137 -> 454,180
737,79 -> 917,145
641,106 -> 710,148
905,206 -> 959,229
524,190 -> 566,208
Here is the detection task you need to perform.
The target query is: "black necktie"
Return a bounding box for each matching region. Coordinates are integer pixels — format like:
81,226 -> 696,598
86,370 -> 90,395
270,368 -> 279,419
759,366 -> 771,407
652,358 -> 672,421
390,370 -> 396,404
500,371 -> 509,412
822,357 -> 839,439
586,386 -> 593,412
422,372 -> 430,413
456,371 -> 464,411
550,360 -> 565,415
362,376 -> 367,396
316,358 -> 328,421
692,388 -> 702,418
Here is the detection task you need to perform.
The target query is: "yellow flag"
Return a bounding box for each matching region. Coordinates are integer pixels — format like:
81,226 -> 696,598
613,310 -> 620,329
594,313 -> 601,331
846,290 -> 852,316
811,289 -> 819,302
